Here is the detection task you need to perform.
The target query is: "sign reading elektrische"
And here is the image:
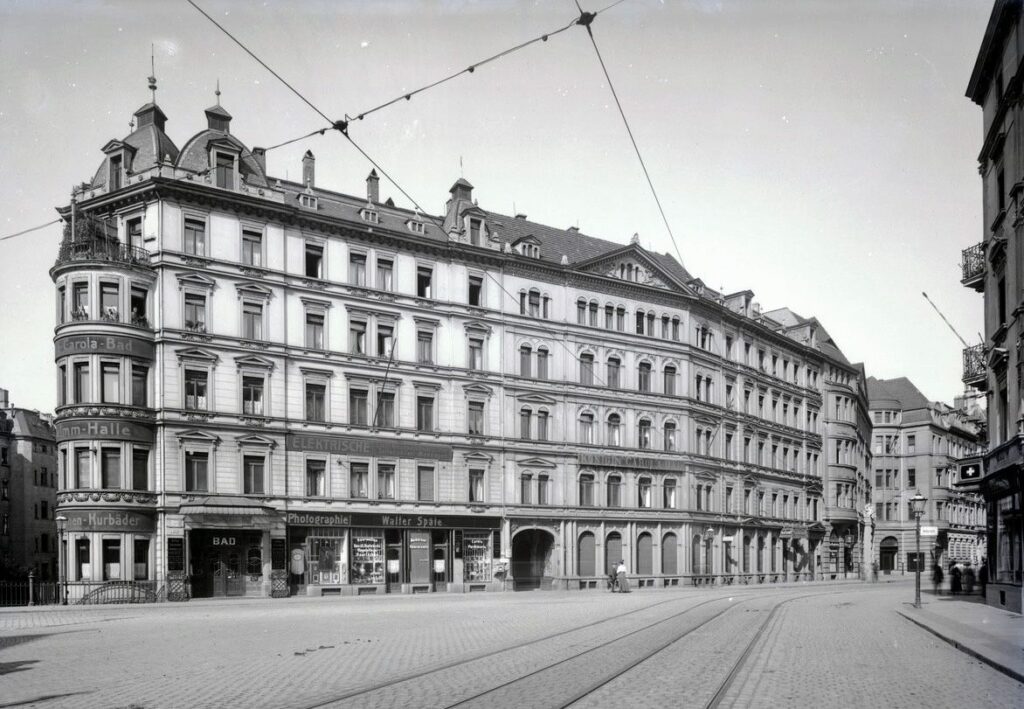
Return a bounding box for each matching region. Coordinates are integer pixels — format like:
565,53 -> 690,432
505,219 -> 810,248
286,511 -> 500,529
56,419 -> 154,443
54,334 -> 155,361
64,509 -> 156,532
285,432 -> 453,462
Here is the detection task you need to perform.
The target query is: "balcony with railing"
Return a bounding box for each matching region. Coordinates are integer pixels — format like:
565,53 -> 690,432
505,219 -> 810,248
53,219 -> 151,271
961,242 -> 985,292
962,344 -> 986,390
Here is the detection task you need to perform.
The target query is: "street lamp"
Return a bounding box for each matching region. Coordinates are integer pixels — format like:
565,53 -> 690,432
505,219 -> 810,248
910,491 -> 927,608
843,531 -> 854,579
55,515 -> 68,605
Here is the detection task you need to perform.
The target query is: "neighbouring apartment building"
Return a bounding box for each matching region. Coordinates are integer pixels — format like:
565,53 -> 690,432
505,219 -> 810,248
49,88 -> 872,600
0,388 -> 58,580
963,0 -> 1024,613
866,378 -> 985,576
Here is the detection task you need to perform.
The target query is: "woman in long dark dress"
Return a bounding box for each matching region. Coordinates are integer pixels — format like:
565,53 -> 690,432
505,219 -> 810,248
615,560 -> 631,593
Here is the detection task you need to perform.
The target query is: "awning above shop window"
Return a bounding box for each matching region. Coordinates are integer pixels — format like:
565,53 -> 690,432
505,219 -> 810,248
179,496 -> 281,529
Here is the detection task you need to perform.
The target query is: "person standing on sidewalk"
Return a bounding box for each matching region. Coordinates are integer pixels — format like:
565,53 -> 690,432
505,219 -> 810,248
931,562 -> 944,596
615,560 -> 631,593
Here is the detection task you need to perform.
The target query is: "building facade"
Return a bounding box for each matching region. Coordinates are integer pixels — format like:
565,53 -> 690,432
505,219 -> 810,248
964,0 -> 1024,613
50,92 -> 871,600
0,388 -> 58,580
867,378 -> 985,576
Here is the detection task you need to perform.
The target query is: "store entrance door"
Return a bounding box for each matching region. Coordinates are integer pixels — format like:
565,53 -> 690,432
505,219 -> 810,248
210,550 -> 244,597
409,531 -> 431,586
190,530 -> 250,598
385,529 -> 403,593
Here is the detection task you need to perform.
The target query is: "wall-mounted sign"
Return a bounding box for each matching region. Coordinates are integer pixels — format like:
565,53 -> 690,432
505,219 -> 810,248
55,334 -> 155,361
167,537 -> 185,572
920,526 -> 939,538
63,509 -> 155,533
286,511 -> 501,530
957,458 -> 983,484
56,418 -> 154,443
578,453 -> 681,472
285,432 -> 453,462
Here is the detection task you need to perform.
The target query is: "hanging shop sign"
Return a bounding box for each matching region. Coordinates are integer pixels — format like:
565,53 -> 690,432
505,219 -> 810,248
55,334 -> 155,360
285,432 -> 453,462
56,418 -> 154,444
63,509 -> 155,533
285,511 -> 501,530
578,453 -> 681,472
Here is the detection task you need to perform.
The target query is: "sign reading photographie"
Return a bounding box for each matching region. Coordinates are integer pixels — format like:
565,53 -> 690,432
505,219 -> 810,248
285,511 -> 501,530
285,432 -> 453,462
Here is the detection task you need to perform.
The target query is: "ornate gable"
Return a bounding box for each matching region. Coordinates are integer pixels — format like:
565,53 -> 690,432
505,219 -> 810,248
573,244 -> 692,293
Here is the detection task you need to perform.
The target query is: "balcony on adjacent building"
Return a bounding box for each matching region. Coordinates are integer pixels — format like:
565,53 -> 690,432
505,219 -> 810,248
960,242 -> 985,292
962,343 -> 986,391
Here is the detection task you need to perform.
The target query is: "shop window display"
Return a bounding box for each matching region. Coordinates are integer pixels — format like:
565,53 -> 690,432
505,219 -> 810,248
308,537 -> 345,586
350,530 -> 384,585
463,532 -> 492,582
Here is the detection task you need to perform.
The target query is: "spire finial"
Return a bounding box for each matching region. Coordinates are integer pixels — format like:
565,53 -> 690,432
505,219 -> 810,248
148,43 -> 157,103
215,78 -> 221,106
129,116 -> 135,132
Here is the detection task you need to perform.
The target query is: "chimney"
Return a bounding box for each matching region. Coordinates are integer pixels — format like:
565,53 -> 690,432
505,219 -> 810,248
302,150 -> 315,187
367,169 -> 379,203
515,213 -> 528,220
567,226 -> 579,233
252,147 -> 266,173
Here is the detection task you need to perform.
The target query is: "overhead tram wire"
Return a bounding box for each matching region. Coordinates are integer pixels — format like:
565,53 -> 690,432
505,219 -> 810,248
578,11 -> 687,272
0,219 -> 61,242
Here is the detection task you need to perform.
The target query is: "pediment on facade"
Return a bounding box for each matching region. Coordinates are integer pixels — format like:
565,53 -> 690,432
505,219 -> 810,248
176,429 -> 221,445
518,456 -> 557,469
234,355 -> 275,371
462,383 -> 494,398
463,451 -> 493,463
176,272 -> 218,290
515,393 -> 557,405
463,319 -> 492,335
175,347 -> 219,363
573,244 -> 693,294
235,282 -> 273,300
235,434 -> 277,448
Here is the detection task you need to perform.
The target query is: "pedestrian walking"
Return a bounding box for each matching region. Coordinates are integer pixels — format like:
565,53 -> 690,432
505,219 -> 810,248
615,560 -> 631,593
964,564 -> 976,594
950,561 -> 962,595
608,568 -> 618,592
931,562 -> 944,596
979,559 -> 988,598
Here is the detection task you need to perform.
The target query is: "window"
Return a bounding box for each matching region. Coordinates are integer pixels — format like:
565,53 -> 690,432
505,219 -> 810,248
305,312 -> 325,349
242,229 -> 262,266
664,422 -> 677,451
589,301 -> 598,327
375,391 -> 395,428
607,475 -> 622,507
527,290 -> 541,317
349,388 -> 368,426
240,375 -> 264,416
607,414 -> 622,447
617,307 -> 626,331
580,412 -> 595,444
537,348 -> 549,380
580,354 -> 595,385
215,153 -> 234,189
520,407 -> 532,440
75,538 -> 90,580
377,464 -> 395,500
607,358 -> 621,388
638,362 -> 652,392
101,448 -> 120,489
100,282 -> 119,321
520,473 -> 533,504
102,539 -> 122,581
306,459 -> 326,497
110,154 -> 123,190
579,474 -> 595,506
469,218 -> 482,246
468,338 -> 483,370
538,475 -> 550,505
907,435 -> 916,454
468,401 -> 485,435
638,477 -> 652,508
577,299 -> 587,325
520,345 -> 532,378
350,463 -> 369,498
636,311 -> 645,335
347,252 -> 366,285
132,449 -> 149,490
184,293 -> 207,332
130,286 -> 148,326
664,478 -> 677,508
305,382 -> 326,422
468,274 -> 484,306
185,451 -> 209,492
57,285 -> 66,324
184,370 -> 208,410
416,395 -> 434,431
377,324 -> 394,357
134,538 -> 150,581
242,302 -> 263,340
72,282 -> 89,319
638,419 -> 652,449
417,330 -> 434,364
537,410 -> 549,441
417,466 -> 434,501
417,265 -> 433,298
907,468 -> 916,488
350,319 -> 367,354
664,366 -> 677,395
376,258 -> 394,291
101,362 -> 120,403
184,218 -> 206,256
73,362 -> 90,403
469,469 -> 485,502
75,450 -> 90,488
243,455 -> 265,494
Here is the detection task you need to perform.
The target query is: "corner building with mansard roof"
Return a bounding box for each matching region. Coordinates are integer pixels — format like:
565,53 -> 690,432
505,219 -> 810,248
50,93 -> 872,600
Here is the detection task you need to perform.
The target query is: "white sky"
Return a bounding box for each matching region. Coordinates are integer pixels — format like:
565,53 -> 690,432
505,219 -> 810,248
0,0 -> 992,412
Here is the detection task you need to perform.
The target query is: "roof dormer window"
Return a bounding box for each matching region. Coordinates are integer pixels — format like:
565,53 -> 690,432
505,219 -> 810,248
109,154 -> 123,191
469,218 -> 483,246
407,219 -> 425,234
214,152 -> 235,190
360,205 -> 379,223
299,193 -> 318,210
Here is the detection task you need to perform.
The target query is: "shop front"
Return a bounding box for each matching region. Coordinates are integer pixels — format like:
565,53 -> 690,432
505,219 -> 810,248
286,511 -> 502,595
58,507 -> 157,603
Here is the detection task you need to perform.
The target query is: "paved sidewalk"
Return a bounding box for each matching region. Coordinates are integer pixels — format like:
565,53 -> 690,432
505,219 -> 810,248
897,593 -> 1024,682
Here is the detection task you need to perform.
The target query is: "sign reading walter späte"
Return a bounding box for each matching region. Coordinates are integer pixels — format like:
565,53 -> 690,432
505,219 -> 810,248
54,334 -> 155,360
285,432 -> 453,461
286,511 -> 501,529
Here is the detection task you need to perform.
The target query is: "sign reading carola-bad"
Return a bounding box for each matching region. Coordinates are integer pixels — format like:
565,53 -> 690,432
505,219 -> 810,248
54,334 -> 155,360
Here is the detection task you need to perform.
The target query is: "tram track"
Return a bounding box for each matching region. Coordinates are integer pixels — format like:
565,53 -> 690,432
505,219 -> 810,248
298,587 -> 777,709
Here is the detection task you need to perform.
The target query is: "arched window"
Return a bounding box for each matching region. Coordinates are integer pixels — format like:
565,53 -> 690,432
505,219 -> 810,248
520,407 -> 532,440
690,534 -> 701,574
520,472 -> 533,504
606,532 -> 622,576
616,307 -> 625,331
671,317 -> 680,340
527,289 -> 541,317
664,366 -> 677,395
607,474 -> 622,507
579,412 -> 595,444
588,300 -> 599,326
576,298 -> 587,325
637,532 -> 653,575
607,414 -> 622,447
638,362 -> 652,392
742,535 -> 751,573
663,478 -> 677,508
637,476 -> 652,507
664,421 -> 677,452
607,357 -> 621,389
604,304 -> 614,329
579,473 -> 595,506
537,347 -> 549,380
638,419 -> 652,449
519,344 -> 532,378
537,409 -> 549,441
578,532 -> 596,576
647,312 -> 655,335
542,294 -> 550,319
580,353 -> 594,385
662,532 -> 678,575
635,310 -> 645,335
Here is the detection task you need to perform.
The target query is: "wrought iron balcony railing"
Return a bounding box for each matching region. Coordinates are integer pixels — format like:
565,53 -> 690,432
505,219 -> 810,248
961,242 -> 984,290
55,238 -> 151,268
962,343 -> 986,383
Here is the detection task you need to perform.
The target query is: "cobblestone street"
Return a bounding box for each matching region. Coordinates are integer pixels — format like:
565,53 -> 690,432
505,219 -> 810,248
2,582 -> 1021,708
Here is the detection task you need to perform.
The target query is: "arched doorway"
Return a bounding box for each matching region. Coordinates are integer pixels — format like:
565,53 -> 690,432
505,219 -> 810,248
637,533 -> 653,575
511,529 -> 555,590
757,535 -> 765,573
606,532 -> 622,577
742,535 -> 751,573
690,534 -> 701,574
577,532 -> 596,577
880,536 -> 898,573
662,533 -> 678,576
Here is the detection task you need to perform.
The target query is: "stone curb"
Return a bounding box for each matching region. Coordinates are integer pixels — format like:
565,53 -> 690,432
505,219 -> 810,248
896,609 -> 1024,684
